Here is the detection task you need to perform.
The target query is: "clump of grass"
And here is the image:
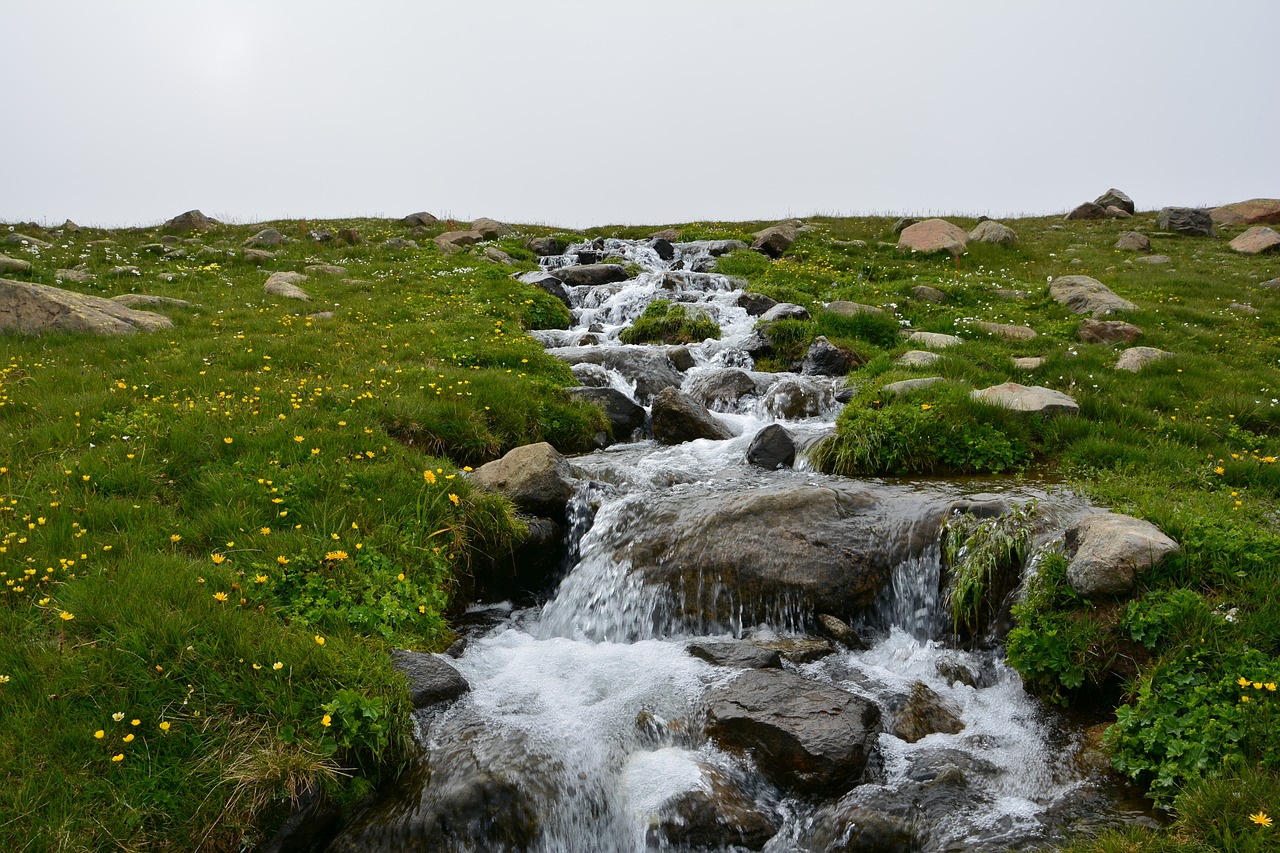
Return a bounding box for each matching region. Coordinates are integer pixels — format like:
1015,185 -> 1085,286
942,502 -> 1037,638
619,299 -> 721,345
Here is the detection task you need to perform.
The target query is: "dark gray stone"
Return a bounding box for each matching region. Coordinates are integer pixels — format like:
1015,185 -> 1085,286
1155,207 -> 1215,236
687,640 -> 783,669
802,336 -> 860,376
746,424 -> 796,470
567,387 -> 645,439
651,387 -> 733,444
389,650 -> 469,708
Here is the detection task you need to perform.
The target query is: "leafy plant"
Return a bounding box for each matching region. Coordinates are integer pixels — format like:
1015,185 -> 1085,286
943,502 -> 1038,637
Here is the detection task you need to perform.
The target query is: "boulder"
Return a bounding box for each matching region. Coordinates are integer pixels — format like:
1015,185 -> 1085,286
751,637 -> 835,664
682,239 -> 750,257
162,210 -> 219,232
816,613 -> 866,650
802,336 -> 860,376
1094,189 -> 1136,215
805,804 -> 918,853
912,284 -> 947,303
525,236 -> 564,256
263,271 -> 310,300
737,291 -> 777,316
309,229 -> 334,243
1106,205 -> 1133,219
1155,207 -> 1215,236
1115,346 -> 1173,372
242,248 -> 275,265
483,247 -> 515,265
1065,202 -> 1107,221
566,387 -> 645,439
516,270 -> 571,307
552,264 -> 630,287
970,383 -> 1079,416
1049,275 -> 1137,317
1012,356 -> 1045,370
549,346 -> 684,403
106,266 -> 140,278
704,668 -> 881,793
389,650 -> 469,708
751,222 -> 800,258
0,254 -> 32,274
1229,226 -> 1280,255
649,237 -> 675,261
758,302 -> 811,324
882,377 -> 943,396
1114,231 -> 1151,252
649,765 -> 779,851
746,423 -> 796,470
304,264 -> 347,276
898,219 -> 968,255
399,211 -> 438,227
651,387 -> 734,444
891,217 -> 917,234
1210,198 -> 1280,226
243,227 -> 283,249
687,641 -> 783,670
1065,513 -> 1181,597
891,682 -> 965,743
110,294 -> 193,309
968,220 -> 1018,246
1134,254 -> 1171,265
470,442 -> 575,517
570,363 -> 610,387
664,345 -> 696,371
470,217 -> 513,239
433,229 -> 484,254
55,269 -> 94,284
1078,319 -> 1142,345
761,376 -> 832,419
0,279 -> 172,335
688,368 -> 758,410
907,331 -> 964,349
896,350 -> 943,368
974,321 -> 1037,342
825,301 -> 884,317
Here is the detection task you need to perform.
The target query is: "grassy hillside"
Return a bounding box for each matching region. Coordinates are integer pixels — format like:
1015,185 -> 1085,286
2,209 -> 1278,849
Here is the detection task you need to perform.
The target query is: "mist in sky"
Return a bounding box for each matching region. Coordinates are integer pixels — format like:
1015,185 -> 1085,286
3,0 -> 1276,228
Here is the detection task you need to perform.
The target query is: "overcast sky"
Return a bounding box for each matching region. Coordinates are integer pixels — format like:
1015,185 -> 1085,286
3,1 -> 1276,229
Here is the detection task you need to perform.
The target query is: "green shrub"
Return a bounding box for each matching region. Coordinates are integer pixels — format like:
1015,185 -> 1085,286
1005,553 -> 1100,705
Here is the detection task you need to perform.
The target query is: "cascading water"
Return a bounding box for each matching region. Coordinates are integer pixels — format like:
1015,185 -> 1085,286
329,238 -> 1156,852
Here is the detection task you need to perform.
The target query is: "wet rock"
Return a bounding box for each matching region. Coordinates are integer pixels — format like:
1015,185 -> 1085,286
651,387 -> 734,444
305,264 -> 347,276
752,222 -> 801,258
688,368 -> 758,409
553,263 -> 630,287
1155,207 -> 1215,236
971,382 -> 1079,415
1114,231 -> 1151,252
802,336 -> 861,376
817,613 -> 866,650
389,649 -> 469,708
761,376 -> 832,419
935,653 -> 980,688
664,345 -> 696,372
381,237 -> 418,251
1065,513 -> 1181,597
648,237 -> 675,261
0,254 -> 32,274
433,229 -> 485,254
705,669 -> 881,793
911,284 -> 947,303
1115,346 -> 1173,372
470,217 -> 512,239
974,321 -> 1037,342
906,330 -> 963,349
825,301 -> 884,317
566,387 -> 645,440
55,268 -> 94,284
1049,275 -> 1137,317
805,803 -> 918,853
687,641 -> 783,670
264,271 -> 309,300
898,219 -> 968,255
525,235 -> 564,256
1095,188 -> 1136,215
470,442 -> 576,517
681,239 -> 749,257
243,227 -> 283,249
517,270 -> 571,307
737,291 -> 778,316
110,294 -> 193,309
881,377 -> 943,396
1211,198 -> 1280,226
896,350 -> 943,368
758,302 -> 811,325
746,423 -> 796,470
400,211 -> 438,227
1229,225 -> 1280,255
968,220 -> 1018,246
1078,319 -> 1142,345
650,765 -> 779,851
1065,202 -> 1107,221
162,209 -> 219,232
890,682 -> 964,743
0,279 -> 173,334
549,345 -> 683,403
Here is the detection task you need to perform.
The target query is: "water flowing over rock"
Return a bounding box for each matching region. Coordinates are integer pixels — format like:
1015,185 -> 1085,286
549,346 -> 684,403
1155,207 -> 1215,236
651,387 -> 734,444
470,442 -> 575,517
1065,513 -> 1181,597
898,219 -> 968,255
687,368 -> 758,410
649,764 -> 779,850
889,681 -> 965,743
553,263 -> 630,287
0,279 -> 173,334
1050,274 -> 1137,317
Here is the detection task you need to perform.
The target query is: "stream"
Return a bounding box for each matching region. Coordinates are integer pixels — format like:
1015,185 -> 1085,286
327,237 -> 1157,852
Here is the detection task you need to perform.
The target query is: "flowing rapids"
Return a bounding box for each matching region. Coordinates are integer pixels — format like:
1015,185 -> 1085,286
330,238 -> 1156,852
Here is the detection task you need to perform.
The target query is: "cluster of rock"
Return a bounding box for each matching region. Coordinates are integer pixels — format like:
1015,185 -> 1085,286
1065,188 -> 1136,221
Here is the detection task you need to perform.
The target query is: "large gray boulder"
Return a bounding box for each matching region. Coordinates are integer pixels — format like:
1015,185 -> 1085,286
1155,207 -> 1215,236
470,442 -> 575,517
898,219 -> 968,255
704,668 -> 881,793
1115,346 -> 1173,372
751,222 -> 801,258
0,279 -> 173,335
389,650 -> 469,708
549,345 -> 684,403
553,264 -> 630,287
970,383 -> 1079,415
1229,226 -> 1280,255
162,209 -> 219,232
651,387 -> 733,444
1049,275 -> 1138,317
968,220 -> 1018,246
566,387 -> 645,439
1210,198 -> 1280,226
263,271 -> 310,300
1094,188 -> 1136,214
1065,513 -> 1181,597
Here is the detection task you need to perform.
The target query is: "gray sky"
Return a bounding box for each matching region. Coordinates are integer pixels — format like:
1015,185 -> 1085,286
3,1 -> 1276,229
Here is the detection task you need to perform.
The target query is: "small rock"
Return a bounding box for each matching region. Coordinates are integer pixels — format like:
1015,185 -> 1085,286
898,219 -> 968,255
687,641 -> 782,670
746,424 -> 796,470
825,301 -> 883,317
897,350 -> 943,368
304,264 -> 347,276
552,264 -> 629,287
892,681 -> 965,743
749,638 -> 836,665
566,387 -> 646,440
1229,302 -> 1259,315
483,247 -> 515,265
1114,231 -> 1151,252
434,230 -> 485,254
801,336 -> 860,376
816,613 -> 866,650
689,369 -> 758,409
1229,226 -> 1280,255
110,294 -> 193,309
1065,202 -> 1107,221
912,284 -> 947,303
907,331 -> 963,349
1135,254 -> 1171,265
242,249 -> 275,265
55,269 -> 94,284
1078,319 -> 1142,345
882,377 -> 943,396
651,388 -> 733,444
525,236 -> 564,256
1106,206 -> 1132,219
1155,207 -> 1215,236
974,321 -> 1037,342
968,220 -> 1018,246
1065,513 -> 1181,597
517,271 -> 570,307
243,227 -> 283,249
758,302 -> 811,324
1115,347 -> 1173,372
106,266 -> 140,277
0,254 -> 32,274
751,222 -> 801,258
1012,356 -> 1045,370
389,650 -> 469,708
263,271 -> 310,300
382,237 -> 418,250
737,291 -> 778,316
971,383 -> 1079,415
307,312 -> 334,321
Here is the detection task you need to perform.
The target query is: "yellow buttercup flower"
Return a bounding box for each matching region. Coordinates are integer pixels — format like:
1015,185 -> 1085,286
112,712 -> 124,722
314,635 -> 325,645
272,662 -> 283,670
111,753 -> 124,762
122,734 -> 134,743
423,470 -> 436,484
94,730 -> 104,739
211,553 -> 226,565
448,494 -> 460,506
277,555 -> 289,566
159,721 -> 171,732
321,714 -> 332,727
1238,676 -> 1251,687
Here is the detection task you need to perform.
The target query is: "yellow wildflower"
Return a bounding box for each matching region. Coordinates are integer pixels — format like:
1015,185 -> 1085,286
321,714 -> 332,727
314,635 -> 325,645
423,470 -> 436,484
122,734 -> 134,743
272,662 -> 283,670
448,494 -> 460,505
59,611 -> 74,621
159,721 -> 171,732
277,555 -> 289,566
212,591 -> 228,602
211,553 -> 226,565
1250,811 -> 1272,827
111,753 -> 124,762
94,729 -> 104,739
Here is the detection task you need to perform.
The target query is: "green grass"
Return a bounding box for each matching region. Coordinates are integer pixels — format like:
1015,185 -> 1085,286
3,209 -> 1280,850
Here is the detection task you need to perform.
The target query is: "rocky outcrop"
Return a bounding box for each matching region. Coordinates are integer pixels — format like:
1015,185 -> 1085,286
1155,207 -> 1215,236
1229,226 -> 1280,255
1064,513 -> 1181,597
651,387 -> 733,444
1094,189 -> 1136,215
1115,346 -> 1173,372
970,383 -> 1079,415
263,271 -> 310,300
968,220 -> 1018,246
549,346 -> 684,403
552,264 -> 630,287
1210,198 -> 1280,226
802,336 -> 860,376
0,279 -> 173,335
433,230 -> 484,255
898,219 -> 968,255
1049,275 -> 1137,317
1114,231 -> 1151,252
162,209 -> 219,232
566,387 -> 645,440
746,423 -> 796,470
389,650 -> 469,708
470,442 -> 575,517
1078,319 -> 1142,345
400,211 -> 438,227
705,668 -> 881,793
